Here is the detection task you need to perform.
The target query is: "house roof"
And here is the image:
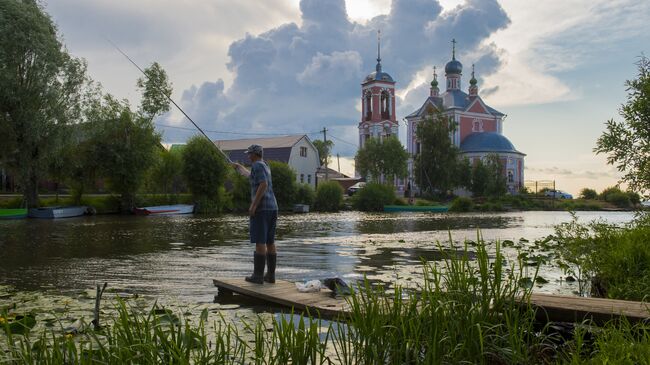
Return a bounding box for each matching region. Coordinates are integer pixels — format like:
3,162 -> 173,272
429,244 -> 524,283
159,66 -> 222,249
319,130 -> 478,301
459,132 -> 525,155
214,135 -> 308,164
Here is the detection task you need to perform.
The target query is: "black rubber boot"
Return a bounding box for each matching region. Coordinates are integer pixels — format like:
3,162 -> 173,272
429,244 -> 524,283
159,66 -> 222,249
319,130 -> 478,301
245,253 -> 265,284
264,253 -> 277,283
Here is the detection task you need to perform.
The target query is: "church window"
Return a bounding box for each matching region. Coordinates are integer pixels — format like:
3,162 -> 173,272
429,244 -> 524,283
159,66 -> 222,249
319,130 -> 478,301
472,119 -> 483,132
300,174 -> 304,183
300,146 -> 307,157
507,170 -> 514,183
381,91 -> 390,119
364,92 -> 372,121
307,175 -> 311,184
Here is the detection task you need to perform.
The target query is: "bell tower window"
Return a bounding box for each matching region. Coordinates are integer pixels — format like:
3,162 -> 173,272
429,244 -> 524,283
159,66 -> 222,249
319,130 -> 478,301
381,90 -> 390,119
364,91 -> 372,121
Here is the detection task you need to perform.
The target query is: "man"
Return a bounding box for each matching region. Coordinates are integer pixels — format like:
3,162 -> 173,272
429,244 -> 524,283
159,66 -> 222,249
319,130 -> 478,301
232,144 -> 278,284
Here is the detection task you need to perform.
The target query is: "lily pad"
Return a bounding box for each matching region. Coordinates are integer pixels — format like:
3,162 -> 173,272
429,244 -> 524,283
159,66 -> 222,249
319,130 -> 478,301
5,314 -> 37,335
535,277 -> 549,284
518,277 -> 533,289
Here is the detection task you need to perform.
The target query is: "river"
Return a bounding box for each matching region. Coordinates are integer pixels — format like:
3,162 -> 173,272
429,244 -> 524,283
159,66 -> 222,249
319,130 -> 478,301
0,211 -> 635,307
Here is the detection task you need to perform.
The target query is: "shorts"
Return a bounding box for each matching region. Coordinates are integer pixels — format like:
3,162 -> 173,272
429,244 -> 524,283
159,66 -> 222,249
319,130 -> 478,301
249,210 -> 278,244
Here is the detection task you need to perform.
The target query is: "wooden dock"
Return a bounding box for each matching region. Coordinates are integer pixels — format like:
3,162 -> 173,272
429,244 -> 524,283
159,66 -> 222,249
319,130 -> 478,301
213,278 -> 349,319
213,278 -> 650,324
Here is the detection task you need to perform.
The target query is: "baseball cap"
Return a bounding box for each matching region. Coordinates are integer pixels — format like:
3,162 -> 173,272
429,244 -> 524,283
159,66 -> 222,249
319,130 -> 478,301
245,144 -> 263,156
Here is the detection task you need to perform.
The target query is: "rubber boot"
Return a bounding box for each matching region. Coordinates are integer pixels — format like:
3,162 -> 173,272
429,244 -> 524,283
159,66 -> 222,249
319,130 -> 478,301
245,253 -> 265,284
264,253 -> 277,283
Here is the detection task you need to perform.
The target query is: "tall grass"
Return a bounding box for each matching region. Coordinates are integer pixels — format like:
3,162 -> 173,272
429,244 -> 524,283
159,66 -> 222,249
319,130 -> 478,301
3,237 -> 650,364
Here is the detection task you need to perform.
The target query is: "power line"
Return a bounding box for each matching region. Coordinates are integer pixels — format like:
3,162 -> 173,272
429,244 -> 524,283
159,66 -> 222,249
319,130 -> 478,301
327,133 -> 358,148
156,123 -> 321,137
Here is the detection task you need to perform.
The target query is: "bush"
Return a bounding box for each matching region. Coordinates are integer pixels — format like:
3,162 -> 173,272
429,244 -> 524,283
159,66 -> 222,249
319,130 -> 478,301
449,197 -> 473,212
268,161 -> 297,210
352,183 -> 395,212
627,191 -> 641,205
314,181 -> 343,212
579,188 -> 598,200
228,172 -> 250,212
182,136 -> 228,211
606,192 -> 631,208
295,184 -> 315,206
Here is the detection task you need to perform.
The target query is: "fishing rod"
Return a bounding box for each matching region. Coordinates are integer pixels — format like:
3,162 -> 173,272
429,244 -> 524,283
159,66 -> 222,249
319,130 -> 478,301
106,38 -> 233,163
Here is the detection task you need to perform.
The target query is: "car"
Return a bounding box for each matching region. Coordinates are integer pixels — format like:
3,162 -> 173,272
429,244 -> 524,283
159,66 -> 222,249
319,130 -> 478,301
544,189 -> 573,199
346,182 -> 366,196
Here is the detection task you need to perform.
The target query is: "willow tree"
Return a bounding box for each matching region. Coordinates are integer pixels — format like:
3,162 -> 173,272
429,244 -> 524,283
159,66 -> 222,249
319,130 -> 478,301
355,136 -> 408,184
0,0 -> 87,207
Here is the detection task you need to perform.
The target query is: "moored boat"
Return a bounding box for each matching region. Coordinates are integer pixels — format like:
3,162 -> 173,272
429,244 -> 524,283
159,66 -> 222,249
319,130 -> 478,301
383,205 -> 449,213
0,208 -> 28,219
133,204 -> 195,215
28,206 -> 89,219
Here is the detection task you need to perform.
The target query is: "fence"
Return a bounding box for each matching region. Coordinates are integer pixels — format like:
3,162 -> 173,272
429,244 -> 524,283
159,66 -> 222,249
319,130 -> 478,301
524,180 -> 555,194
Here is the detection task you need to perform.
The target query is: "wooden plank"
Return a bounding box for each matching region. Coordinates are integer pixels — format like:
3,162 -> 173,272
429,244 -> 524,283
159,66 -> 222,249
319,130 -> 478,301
213,278 -> 350,319
214,278 -> 650,325
527,293 -> 650,325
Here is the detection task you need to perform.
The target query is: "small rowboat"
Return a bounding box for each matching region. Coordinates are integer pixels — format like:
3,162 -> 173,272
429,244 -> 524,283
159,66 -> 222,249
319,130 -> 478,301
383,205 -> 449,213
134,204 -> 195,215
28,206 -> 89,219
0,208 -> 28,219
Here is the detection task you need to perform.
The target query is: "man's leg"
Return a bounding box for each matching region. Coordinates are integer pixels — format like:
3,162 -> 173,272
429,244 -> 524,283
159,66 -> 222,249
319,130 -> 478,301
245,214 -> 267,284
264,211 -> 278,283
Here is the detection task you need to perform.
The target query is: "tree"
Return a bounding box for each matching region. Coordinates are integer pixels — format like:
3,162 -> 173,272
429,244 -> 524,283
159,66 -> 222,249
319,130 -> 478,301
314,181 -> 343,212
182,136 -> 228,210
313,139 -> 334,167
0,0 -> 88,207
150,148 -> 184,194
579,188 -> 598,200
268,160 -> 297,210
136,62 -> 172,120
89,96 -> 161,211
595,55 -> 650,196
414,113 -> 461,194
355,136 -> 408,184
484,154 -> 507,197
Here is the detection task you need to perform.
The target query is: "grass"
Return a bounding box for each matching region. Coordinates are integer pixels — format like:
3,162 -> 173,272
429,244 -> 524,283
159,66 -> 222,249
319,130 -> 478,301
3,237 -> 650,364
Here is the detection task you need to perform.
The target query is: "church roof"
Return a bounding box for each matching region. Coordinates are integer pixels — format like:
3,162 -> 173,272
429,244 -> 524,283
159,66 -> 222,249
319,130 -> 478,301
363,70 -> 394,83
405,90 -> 504,118
460,132 -> 525,155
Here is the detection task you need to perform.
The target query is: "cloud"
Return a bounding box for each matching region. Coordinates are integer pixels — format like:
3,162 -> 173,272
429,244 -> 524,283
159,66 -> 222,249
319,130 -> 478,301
164,0 -> 511,155
525,166 -> 618,180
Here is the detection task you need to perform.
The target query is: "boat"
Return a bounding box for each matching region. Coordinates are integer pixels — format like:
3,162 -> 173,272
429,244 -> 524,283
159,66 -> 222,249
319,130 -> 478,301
133,204 -> 195,215
0,208 -> 28,219
383,205 -> 449,213
28,206 -> 89,219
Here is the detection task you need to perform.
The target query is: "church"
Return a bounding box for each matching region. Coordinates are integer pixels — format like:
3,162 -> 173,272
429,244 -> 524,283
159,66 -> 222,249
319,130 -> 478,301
358,39 -> 525,194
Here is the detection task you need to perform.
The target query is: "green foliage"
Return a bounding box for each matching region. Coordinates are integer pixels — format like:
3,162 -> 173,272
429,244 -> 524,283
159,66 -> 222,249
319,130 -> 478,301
228,172 -> 250,212
414,113 -> 462,194
136,62 -> 172,120
471,155 -> 507,198
312,139 -> 333,167
355,136 -> 408,184
554,214 -> 650,299
599,186 -> 633,208
579,188 -> 598,200
0,0 -> 88,207
314,181 -> 343,211
294,184 -> 315,206
182,136 -> 228,212
449,196 -> 473,212
352,183 -> 395,211
88,97 -> 161,212
268,161 -> 297,210
595,55 -> 650,196
149,148 -> 185,194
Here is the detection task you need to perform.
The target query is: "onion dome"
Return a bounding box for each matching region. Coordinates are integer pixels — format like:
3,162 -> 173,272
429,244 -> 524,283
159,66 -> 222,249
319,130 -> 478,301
445,38 -> 463,75
469,64 -> 477,85
363,30 -> 395,83
430,66 -> 439,88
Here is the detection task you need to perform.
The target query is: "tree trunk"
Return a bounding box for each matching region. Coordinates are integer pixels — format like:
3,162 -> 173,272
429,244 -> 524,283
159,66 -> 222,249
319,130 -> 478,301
120,192 -> 135,214
24,172 -> 40,208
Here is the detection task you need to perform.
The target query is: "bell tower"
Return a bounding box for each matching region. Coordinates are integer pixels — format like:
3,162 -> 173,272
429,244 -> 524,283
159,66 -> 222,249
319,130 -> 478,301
359,30 -> 398,149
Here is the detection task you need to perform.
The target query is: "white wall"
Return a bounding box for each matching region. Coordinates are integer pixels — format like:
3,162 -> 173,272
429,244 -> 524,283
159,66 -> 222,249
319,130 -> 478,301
288,136 -> 320,188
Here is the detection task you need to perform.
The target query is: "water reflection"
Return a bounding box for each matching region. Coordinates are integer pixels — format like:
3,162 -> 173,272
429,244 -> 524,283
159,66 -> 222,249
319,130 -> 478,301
0,211 -> 634,301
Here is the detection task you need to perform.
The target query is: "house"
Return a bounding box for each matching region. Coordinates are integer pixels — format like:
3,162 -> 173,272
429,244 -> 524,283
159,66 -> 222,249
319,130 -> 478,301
215,135 -> 320,188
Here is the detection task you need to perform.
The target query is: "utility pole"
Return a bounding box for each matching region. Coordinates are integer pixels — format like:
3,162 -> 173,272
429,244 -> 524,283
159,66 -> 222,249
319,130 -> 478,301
322,127 -> 329,181
337,153 -> 341,173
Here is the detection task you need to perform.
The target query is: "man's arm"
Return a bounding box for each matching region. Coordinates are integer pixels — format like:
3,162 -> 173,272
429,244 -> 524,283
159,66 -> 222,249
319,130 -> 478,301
250,181 -> 268,215
232,163 -> 250,177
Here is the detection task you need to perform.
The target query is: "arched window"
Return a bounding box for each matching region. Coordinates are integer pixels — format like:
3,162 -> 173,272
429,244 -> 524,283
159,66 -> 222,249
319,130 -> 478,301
364,91 -> 372,121
381,90 -> 390,119
507,170 -> 514,183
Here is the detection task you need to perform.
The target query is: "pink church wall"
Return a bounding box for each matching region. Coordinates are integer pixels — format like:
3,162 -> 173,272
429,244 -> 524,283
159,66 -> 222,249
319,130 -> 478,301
459,116 -> 497,142
468,101 -> 488,114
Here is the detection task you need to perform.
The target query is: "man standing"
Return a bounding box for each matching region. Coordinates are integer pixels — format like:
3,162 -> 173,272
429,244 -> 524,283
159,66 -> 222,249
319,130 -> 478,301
232,144 -> 278,284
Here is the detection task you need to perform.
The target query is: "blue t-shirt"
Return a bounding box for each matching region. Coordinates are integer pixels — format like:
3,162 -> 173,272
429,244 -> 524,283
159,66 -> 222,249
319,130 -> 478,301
250,160 -> 278,211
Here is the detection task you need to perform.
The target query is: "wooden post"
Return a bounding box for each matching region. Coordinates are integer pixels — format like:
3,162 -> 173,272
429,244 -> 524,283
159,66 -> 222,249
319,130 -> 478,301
93,282 -> 108,330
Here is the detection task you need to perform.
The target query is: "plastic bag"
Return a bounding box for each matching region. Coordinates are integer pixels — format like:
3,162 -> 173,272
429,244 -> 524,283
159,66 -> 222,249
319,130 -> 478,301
295,280 -> 322,293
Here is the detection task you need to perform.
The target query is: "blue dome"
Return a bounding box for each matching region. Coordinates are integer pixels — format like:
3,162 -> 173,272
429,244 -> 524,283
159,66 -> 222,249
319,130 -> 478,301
445,59 -> 463,75
460,132 -> 523,154
364,71 -> 394,83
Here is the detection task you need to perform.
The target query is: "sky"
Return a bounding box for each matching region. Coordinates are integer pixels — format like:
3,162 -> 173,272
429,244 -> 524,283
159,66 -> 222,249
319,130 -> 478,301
44,0 -> 650,195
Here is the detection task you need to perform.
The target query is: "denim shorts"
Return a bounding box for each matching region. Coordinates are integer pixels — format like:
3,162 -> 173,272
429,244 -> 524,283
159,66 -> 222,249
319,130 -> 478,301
249,210 -> 278,244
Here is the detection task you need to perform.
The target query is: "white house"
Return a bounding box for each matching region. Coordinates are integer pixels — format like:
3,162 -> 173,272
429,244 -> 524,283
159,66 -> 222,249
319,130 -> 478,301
215,135 -> 320,188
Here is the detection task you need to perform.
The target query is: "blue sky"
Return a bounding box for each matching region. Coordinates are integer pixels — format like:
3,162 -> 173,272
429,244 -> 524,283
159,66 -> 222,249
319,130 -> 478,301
45,0 -> 649,195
